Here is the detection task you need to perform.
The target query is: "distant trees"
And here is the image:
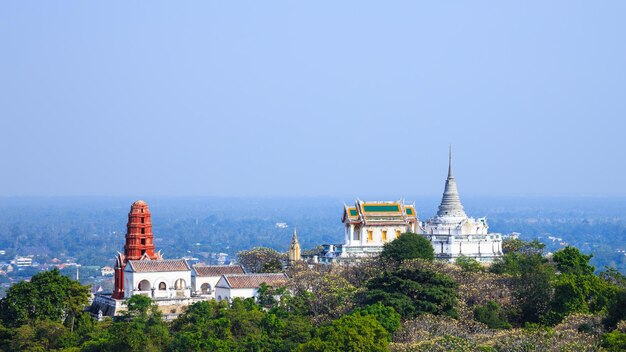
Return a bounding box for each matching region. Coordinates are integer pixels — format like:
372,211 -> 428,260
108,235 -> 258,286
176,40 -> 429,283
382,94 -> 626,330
237,247 -> 287,273
380,232 -> 434,263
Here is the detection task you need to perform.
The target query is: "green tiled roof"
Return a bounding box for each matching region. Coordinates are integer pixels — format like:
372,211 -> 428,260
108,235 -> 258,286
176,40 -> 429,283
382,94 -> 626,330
349,209 -> 358,216
363,204 -> 400,213
406,208 -> 414,215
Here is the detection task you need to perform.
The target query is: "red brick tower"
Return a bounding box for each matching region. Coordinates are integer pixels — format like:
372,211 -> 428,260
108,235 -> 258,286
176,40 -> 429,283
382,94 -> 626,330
112,200 -> 161,299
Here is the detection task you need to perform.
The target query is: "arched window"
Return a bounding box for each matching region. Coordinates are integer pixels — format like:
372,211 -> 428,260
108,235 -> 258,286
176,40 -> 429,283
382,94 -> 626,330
174,278 -> 186,290
138,280 -> 151,291
201,283 -> 210,294
158,282 -> 167,290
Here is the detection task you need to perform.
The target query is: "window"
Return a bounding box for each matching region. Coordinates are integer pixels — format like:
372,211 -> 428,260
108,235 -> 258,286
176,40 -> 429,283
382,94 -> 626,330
141,238 -> 146,245
201,283 -> 210,294
141,228 -> 145,234
141,250 -> 146,255
367,230 -> 373,242
174,278 -> 186,290
141,217 -> 144,224
382,230 -> 387,241
159,282 -> 166,290
354,231 -> 360,241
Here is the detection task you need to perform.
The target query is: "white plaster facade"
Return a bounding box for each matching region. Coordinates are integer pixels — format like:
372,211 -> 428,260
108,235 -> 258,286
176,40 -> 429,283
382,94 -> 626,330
214,273 -> 288,302
191,265 -> 245,298
123,259 -> 192,299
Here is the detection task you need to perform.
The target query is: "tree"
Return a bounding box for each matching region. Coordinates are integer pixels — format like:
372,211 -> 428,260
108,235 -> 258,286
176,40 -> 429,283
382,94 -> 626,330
237,247 -> 287,273
380,232 -> 434,263
455,256 -> 483,273
0,268 -> 90,329
474,301 -> 511,329
602,330 -> 626,352
169,300 -> 233,352
605,289 -> 626,328
286,270 -> 356,321
352,302 -> 401,338
297,313 -> 389,352
547,273 -> 614,324
124,294 -> 153,319
553,246 -> 594,275
514,254 -> 555,324
360,263 -> 457,319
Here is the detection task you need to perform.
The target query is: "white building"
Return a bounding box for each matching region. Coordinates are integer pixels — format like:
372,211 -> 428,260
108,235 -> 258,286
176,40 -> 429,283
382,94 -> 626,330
191,264 -> 245,298
215,273 -> 288,302
123,259 -> 192,299
14,256 -> 33,267
422,149 -> 503,262
100,266 -> 115,276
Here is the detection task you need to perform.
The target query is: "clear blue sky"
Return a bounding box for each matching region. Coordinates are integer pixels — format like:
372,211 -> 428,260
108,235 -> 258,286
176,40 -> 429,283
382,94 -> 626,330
1,1 -> 625,197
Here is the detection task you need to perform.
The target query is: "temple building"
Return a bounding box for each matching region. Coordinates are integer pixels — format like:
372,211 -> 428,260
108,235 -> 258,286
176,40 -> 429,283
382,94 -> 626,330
422,148 -> 503,262
91,200 -> 287,319
318,200 -> 420,263
319,148 -> 504,264
288,228 -> 301,264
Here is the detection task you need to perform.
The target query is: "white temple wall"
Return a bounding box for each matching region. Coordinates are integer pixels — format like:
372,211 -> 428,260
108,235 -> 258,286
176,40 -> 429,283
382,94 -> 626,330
124,270 -> 192,299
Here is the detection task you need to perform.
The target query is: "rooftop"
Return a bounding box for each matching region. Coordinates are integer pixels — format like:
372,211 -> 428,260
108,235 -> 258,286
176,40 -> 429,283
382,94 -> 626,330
221,273 -> 288,289
126,259 -> 190,273
193,264 -> 245,277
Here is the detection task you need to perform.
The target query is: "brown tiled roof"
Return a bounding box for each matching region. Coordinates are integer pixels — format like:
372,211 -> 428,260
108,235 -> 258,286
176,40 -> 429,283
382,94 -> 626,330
193,264 -> 245,277
127,259 -> 190,273
222,273 -> 288,289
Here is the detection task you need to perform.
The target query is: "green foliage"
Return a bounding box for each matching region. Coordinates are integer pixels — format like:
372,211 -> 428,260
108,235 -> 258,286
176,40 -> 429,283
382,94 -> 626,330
547,273 -> 615,324
474,301 -> 511,329
515,254 -> 555,323
0,268 -> 90,328
237,247 -> 287,273
605,288 -> 626,328
553,246 -> 595,275
490,247 -> 556,325
360,264 -> 457,319
124,295 -> 153,318
296,313 -> 389,352
256,283 -> 287,309
380,232 -> 434,263
602,330 -> 626,351
169,298 -> 313,352
455,256 -> 483,273
352,302 -> 401,338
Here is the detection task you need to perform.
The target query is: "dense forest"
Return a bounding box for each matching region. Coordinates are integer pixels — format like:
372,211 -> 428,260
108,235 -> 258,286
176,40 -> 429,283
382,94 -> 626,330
1,236 -> 626,351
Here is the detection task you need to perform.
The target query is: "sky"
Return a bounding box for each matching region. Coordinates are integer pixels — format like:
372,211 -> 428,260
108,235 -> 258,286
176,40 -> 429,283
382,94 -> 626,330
1,1 -> 625,198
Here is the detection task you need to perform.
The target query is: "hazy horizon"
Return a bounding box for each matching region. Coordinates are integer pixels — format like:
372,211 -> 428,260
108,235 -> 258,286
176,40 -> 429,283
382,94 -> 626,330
2,2 -> 625,197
